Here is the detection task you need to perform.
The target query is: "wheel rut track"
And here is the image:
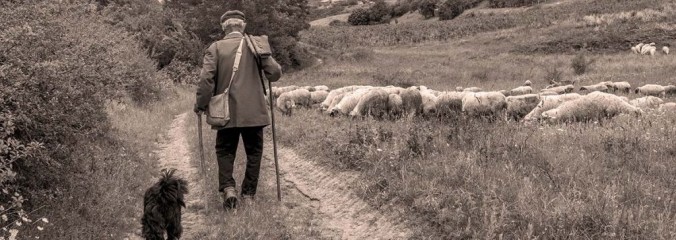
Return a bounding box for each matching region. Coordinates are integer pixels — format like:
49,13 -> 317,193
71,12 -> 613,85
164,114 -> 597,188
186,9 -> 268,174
267,147 -> 412,239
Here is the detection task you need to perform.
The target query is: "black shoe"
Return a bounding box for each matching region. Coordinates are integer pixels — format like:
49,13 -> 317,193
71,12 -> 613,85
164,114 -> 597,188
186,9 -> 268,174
222,187 -> 238,210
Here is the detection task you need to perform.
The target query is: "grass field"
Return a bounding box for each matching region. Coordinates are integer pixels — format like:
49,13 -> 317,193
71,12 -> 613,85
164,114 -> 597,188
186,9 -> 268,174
273,0 -> 676,238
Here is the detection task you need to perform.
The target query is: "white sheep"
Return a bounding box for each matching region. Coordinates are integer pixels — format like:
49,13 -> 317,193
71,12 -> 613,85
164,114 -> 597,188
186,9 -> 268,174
663,46 -> 670,55
499,90 -> 511,97
510,86 -> 533,95
461,91 -> 507,118
539,90 -> 558,96
387,93 -> 404,118
329,88 -> 371,116
665,85 -> 676,96
610,81 -> 631,93
278,88 -> 311,107
631,45 -> 639,54
579,83 -> 609,92
350,89 -> 389,118
273,85 -> 300,98
420,89 -> 439,116
320,85 -> 362,110
462,87 -> 483,92
524,80 -> 533,86
310,90 -> 329,105
505,94 -> 541,121
633,43 -> 645,54
276,89 -> 311,115
383,86 -> 405,95
541,91 -> 641,123
314,85 -> 330,92
455,86 -> 464,91
433,91 -> 465,117
523,93 -> 581,122
327,92 -> 347,112
635,84 -> 666,98
658,102 -> 676,112
543,85 -> 574,94
399,88 -> 423,117
629,96 -> 664,109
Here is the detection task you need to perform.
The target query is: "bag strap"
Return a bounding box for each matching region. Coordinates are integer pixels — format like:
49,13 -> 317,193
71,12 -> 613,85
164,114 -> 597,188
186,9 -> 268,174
225,38 -> 245,92
245,34 -> 268,96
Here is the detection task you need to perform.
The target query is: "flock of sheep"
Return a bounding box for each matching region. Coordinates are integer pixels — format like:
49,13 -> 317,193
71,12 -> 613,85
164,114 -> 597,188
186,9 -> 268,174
270,80 -> 676,124
630,42 -> 669,56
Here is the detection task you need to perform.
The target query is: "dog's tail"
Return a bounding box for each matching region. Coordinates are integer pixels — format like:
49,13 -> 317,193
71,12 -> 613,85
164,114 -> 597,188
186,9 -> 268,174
156,168 -> 189,207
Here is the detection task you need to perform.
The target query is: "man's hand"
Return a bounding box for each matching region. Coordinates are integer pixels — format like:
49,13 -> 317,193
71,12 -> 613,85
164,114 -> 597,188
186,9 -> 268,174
194,105 -> 205,115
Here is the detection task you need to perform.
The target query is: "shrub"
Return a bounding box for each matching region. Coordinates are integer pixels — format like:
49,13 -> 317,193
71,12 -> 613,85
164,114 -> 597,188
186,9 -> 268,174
348,8 -> 372,25
544,67 -> 564,83
418,0 -> 438,19
438,0 -> 483,20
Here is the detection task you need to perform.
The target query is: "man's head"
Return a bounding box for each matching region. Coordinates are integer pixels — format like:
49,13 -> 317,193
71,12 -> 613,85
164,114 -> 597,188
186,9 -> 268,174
221,10 -> 246,34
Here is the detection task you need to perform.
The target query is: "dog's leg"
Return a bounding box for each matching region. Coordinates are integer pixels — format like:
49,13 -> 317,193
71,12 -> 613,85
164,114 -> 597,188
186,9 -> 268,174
142,212 -> 167,240
166,213 -> 183,240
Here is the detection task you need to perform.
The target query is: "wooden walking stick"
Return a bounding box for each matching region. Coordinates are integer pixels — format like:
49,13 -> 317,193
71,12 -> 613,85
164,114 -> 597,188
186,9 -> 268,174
196,113 -> 209,210
268,80 -> 282,201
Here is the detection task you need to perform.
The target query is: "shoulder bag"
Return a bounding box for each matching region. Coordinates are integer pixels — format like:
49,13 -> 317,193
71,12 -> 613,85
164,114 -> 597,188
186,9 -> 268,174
206,38 -> 245,127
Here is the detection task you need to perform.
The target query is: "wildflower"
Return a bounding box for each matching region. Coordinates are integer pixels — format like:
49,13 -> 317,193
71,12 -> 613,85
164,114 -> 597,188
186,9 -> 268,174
37,226 -> 44,231
1,215 -> 7,222
41,218 -> 49,223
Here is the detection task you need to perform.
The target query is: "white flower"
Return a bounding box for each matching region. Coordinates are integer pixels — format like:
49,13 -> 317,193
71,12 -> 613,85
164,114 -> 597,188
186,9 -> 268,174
1,215 -> 7,222
0,206 -> 4,211
20,217 -> 30,223
41,218 -> 49,223
15,221 -> 21,227
37,226 -> 44,231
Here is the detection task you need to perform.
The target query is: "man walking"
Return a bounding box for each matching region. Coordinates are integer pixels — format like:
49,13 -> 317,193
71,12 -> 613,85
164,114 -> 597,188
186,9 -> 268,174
194,10 -> 282,210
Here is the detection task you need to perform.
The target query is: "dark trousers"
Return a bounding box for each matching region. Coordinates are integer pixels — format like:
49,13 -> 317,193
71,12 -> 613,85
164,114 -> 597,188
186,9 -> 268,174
215,126 -> 264,196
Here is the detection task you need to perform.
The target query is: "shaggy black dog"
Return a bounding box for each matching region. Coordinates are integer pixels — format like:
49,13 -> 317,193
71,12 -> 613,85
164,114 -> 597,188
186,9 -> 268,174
141,168 -> 189,240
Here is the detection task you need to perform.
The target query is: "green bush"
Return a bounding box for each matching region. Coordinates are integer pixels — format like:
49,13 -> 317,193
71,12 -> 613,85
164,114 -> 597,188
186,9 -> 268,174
348,8 -> 372,25
0,2 -> 169,237
438,0 -> 483,20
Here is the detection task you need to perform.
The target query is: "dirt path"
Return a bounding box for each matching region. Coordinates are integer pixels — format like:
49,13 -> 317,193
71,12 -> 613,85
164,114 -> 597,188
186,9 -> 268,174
129,112 -> 410,239
126,113 -> 207,240
267,146 -> 412,239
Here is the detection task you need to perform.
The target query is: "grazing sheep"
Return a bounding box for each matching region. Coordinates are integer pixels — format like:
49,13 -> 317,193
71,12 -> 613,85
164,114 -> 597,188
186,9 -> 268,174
273,85 -> 300,98
541,91 -> 641,123
456,86 -> 464,91
399,88 -> 423,117
663,46 -> 670,55
320,85 -> 363,110
543,85 -> 574,94
314,85 -> 330,92
510,86 -> 533,95
277,88 -> 311,114
499,90 -> 511,97
329,88 -> 371,116
387,93 -> 404,118
579,83 -> 609,93
630,96 -> 664,109
327,92 -> 347,112
420,90 -> 439,115
433,91 -> 465,117
462,87 -> 483,92
350,89 -> 389,118
461,91 -> 507,118
658,102 -> 676,112
635,84 -> 666,98
310,90 -> 329,105
302,86 -> 316,92
505,94 -> 541,121
539,90 -> 558,96
524,80 -> 533,86
631,45 -> 639,54
610,81 -> 631,93
523,93 -> 582,121
665,85 -> 676,96
383,86 -> 405,95
641,43 -> 657,56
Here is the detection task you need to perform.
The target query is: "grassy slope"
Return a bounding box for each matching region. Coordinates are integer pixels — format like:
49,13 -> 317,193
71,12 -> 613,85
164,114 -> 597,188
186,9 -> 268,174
276,0 -> 676,238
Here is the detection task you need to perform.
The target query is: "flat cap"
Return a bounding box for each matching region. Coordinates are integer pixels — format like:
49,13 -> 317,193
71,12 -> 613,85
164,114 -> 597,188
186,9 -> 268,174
220,10 -> 246,23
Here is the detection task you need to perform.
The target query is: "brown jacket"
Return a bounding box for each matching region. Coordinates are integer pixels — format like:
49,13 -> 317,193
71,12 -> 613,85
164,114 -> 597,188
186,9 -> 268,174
196,32 -> 282,129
